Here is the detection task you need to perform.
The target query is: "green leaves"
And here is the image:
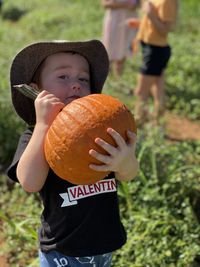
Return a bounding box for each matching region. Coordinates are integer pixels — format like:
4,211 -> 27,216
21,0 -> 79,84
0,0 -> 200,266
114,129 -> 200,266
0,179 -> 41,266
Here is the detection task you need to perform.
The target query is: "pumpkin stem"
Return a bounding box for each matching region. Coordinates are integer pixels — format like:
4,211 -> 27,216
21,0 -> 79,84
13,84 -> 39,100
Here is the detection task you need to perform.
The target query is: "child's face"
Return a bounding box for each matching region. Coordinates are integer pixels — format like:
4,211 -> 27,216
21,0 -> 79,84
36,52 -> 91,105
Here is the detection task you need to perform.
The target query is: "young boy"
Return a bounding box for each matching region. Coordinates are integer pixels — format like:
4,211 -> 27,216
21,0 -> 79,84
7,39 -> 139,267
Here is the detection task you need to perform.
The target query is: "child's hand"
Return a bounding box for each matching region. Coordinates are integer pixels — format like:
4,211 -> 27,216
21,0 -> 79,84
125,18 -> 140,29
89,128 -> 139,181
35,90 -> 65,127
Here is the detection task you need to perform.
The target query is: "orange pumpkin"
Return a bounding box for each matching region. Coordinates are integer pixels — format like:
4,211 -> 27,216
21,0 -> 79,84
44,94 -> 136,185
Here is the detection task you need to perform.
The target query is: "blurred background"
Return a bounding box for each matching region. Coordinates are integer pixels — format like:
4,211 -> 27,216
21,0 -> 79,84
0,0 -> 199,266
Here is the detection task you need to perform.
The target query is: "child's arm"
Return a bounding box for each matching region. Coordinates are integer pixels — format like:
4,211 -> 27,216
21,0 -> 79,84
17,90 -> 64,192
144,1 -> 175,35
89,128 -> 139,181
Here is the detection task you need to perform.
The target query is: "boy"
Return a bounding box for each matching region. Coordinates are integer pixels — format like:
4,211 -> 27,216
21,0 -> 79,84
7,39 -> 139,267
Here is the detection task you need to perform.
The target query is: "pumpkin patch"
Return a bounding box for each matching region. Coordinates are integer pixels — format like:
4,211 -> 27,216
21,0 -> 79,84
44,94 -> 136,185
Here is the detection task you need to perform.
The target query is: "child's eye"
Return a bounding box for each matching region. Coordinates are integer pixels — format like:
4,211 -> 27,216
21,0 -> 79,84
79,77 -> 89,83
59,75 -> 69,79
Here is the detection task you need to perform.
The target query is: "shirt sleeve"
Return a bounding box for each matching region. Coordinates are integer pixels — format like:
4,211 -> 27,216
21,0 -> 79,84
159,0 -> 177,23
6,128 -> 33,183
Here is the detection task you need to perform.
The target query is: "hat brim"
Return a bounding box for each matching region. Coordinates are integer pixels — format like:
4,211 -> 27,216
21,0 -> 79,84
10,40 -> 109,125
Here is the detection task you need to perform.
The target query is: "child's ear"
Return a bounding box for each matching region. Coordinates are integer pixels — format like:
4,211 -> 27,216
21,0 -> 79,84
29,82 -> 39,90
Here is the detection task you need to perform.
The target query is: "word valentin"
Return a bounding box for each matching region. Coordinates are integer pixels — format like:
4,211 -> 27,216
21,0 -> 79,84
60,178 -> 116,207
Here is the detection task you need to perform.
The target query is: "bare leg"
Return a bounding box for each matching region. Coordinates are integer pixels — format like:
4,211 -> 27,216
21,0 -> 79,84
150,72 -> 165,121
134,74 -> 157,124
113,58 -> 125,77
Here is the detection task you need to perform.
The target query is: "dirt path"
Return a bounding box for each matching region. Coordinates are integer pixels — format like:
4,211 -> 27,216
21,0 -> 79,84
0,256 -> 9,267
164,112 -> 200,141
0,236 -> 9,267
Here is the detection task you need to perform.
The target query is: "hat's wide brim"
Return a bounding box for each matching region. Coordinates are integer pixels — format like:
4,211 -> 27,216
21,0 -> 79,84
10,40 -> 109,125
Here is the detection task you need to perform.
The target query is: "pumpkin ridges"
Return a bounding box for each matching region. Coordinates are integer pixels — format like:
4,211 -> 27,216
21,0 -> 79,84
46,104 -> 102,181
79,95 -> 125,129
78,94 -> 120,115
46,99 -> 112,182
72,95 -> 122,154
44,94 -> 137,185
86,95 -> 120,116
45,115 -> 67,163
69,101 -> 99,120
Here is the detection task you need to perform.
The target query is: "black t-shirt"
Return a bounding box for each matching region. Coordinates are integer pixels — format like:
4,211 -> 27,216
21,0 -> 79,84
7,128 -> 126,257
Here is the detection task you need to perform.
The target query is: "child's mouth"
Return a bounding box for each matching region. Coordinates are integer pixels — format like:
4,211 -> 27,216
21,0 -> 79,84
65,95 -> 80,104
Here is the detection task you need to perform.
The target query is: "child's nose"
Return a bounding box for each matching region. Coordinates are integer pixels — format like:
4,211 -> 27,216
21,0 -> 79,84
72,83 -> 80,91
70,80 -> 81,91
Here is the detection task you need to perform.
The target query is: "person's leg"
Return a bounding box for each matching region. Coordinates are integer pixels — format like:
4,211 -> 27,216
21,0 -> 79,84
150,72 -> 165,121
134,73 -> 157,124
113,58 -> 125,77
149,45 -> 171,122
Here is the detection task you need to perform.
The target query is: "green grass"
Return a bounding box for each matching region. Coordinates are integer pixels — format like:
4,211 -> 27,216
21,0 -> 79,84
0,0 -> 200,266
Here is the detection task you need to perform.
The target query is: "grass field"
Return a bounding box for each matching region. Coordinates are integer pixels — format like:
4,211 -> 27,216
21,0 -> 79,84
0,1 -> 200,266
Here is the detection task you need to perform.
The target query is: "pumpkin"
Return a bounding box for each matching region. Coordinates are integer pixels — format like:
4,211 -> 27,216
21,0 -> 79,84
44,94 -> 137,185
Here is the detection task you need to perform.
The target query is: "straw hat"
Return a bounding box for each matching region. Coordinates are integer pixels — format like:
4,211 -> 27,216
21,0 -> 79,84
10,39 -> 109,125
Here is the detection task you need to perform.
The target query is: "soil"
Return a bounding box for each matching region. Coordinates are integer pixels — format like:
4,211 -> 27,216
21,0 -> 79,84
0,236 -> 9,267
0,256 -> 9,267
164,112 -> 200,141
0,112 -> 199,267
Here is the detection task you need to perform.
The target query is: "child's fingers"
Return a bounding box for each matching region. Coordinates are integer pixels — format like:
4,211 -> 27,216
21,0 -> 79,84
51,102 -> 65,113
37,90 -> 51,98
36,90 -> 65,108
89,148 -> 112,172
89,162 -> 110,172
107,128 -> 137,147
127,130 -> 137,145
89,149 -> 111,165
37,91 -> 59,102
106,128 -> 126,148
94,137 -> 117,155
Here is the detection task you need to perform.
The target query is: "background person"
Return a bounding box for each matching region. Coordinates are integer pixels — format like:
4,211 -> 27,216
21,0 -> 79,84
134,0 -> 178,125
101,0 -> 140,76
